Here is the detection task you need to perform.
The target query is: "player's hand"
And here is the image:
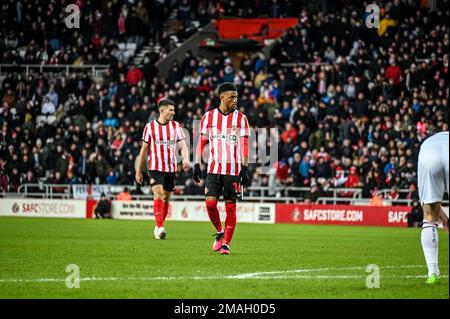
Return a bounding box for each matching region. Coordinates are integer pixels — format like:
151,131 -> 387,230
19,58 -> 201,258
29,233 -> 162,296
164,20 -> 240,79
239,165 -> 249,186
182,160 -> 190,171
193,163 -> 201,183
135,171 -> 143,185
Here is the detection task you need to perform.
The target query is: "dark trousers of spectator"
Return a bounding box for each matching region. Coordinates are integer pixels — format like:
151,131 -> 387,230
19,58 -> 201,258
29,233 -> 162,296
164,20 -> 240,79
407,212 -> 423,228
151,22 -> 163,44
95,208 -> 112,219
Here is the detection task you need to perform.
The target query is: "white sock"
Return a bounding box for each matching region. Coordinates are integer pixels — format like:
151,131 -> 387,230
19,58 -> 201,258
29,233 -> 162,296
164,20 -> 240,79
421,221 -> 440,277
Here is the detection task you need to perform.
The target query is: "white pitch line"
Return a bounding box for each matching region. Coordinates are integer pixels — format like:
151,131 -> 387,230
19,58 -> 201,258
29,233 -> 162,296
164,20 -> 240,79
0,265 -> 448,283
226,265 -> 427,279
0,275 -> 448,283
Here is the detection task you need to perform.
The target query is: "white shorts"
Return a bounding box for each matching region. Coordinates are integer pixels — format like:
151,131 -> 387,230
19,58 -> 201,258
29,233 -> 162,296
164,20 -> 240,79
418,131 -> 449,204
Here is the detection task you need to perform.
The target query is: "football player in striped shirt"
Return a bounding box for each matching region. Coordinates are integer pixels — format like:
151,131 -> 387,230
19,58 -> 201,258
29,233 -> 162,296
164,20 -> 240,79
135,99 -> 190,239
193,82 -> 250,255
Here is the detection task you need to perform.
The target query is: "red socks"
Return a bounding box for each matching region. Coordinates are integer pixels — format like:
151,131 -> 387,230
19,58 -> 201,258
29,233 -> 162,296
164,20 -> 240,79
206,200 -> 237,245
154,198 -> 164,227
224,202 -> 237,245
206,199 -> 222,232
163,201 -> 169,221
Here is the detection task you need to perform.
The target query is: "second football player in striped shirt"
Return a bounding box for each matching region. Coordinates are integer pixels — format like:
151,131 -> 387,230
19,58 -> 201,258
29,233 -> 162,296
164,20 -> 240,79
135,99 -> 189,239
193,82 -> 250,255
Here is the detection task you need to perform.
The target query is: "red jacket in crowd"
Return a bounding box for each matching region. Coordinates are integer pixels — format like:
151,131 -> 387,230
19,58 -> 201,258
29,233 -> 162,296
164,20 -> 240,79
127,67 -> 144,86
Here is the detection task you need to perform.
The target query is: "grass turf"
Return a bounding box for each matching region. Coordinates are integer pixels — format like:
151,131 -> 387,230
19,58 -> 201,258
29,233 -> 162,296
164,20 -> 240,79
0,217 -> 448,299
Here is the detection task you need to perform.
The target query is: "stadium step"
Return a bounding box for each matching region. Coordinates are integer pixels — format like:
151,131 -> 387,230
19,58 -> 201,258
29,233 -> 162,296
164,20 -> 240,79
131,6 -> 178,66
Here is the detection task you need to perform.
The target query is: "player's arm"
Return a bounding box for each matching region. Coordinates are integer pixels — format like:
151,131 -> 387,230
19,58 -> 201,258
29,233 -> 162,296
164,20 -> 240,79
240,136 -> 249,166
135,140 -> 149,184
193,114 -> 209,182
177,139 -> 190,169
195,133 -> 209,164
193,134 -> 208,182
239,116 -> 250,185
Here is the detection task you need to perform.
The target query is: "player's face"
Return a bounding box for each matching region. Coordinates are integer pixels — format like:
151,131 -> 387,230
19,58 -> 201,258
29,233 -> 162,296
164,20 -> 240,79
162,105 -> 175,121
221,91 -> 238,110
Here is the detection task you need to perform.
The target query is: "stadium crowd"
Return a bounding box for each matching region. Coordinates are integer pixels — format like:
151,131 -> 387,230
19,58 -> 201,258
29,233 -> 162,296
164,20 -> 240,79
0,0 -> 215,67
0,0 -> 448,201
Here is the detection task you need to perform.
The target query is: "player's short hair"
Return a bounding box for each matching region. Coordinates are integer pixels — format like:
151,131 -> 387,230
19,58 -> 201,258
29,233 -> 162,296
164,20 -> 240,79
158,98 -> 175,109
217,82 -> 237,96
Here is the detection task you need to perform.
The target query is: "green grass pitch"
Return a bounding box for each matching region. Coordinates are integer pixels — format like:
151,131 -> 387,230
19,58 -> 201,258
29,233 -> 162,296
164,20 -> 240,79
0,217 -> 448,299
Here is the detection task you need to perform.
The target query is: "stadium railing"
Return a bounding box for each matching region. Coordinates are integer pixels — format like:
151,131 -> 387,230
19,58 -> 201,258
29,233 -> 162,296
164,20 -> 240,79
3,183 -> 435,206
0,64 -> 110,77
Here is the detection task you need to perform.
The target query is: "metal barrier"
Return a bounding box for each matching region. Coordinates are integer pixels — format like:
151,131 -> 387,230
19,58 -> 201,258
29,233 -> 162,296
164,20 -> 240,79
316,197 -> 449,206
10,184 -> 300,203
0,64 -> 110,77
7,183 -> 438,206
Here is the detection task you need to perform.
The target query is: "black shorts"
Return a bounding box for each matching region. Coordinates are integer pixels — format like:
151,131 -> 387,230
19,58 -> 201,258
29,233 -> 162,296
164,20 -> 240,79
148,170 -> 175,192
205,174 -> 241,201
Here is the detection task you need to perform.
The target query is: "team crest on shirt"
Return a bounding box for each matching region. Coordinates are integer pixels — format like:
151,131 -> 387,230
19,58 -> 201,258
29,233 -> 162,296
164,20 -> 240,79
227,134 -> 237,145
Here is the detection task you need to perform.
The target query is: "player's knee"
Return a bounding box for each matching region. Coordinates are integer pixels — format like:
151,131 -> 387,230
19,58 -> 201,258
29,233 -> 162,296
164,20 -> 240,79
423,203 -> 440,222
153,192 -> 163,200
206,198 -> 218,210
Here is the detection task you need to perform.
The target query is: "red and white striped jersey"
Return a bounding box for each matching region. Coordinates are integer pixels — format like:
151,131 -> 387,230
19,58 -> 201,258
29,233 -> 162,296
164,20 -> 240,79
142,120 -> 186,173
200,108 -> 250,176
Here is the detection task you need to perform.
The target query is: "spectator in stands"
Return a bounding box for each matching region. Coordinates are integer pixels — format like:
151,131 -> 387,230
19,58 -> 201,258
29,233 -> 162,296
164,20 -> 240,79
117,187 -> 132,201
304,183 -> 322,204
55,149 -> 70,178
290,152 -> 302,186
345,166 -> 361,188
126,64 -> 144,86
41,97 -> 56,115
387,186 -> 400,201
378,12 -> 397,37
0,168 -> 8,192
315,156 -> 331,179
407,200 -> 423,228
281,122 -> 297,144
103,111 -> 119,129
106,169 -> 118,185
299,155 -> 310,182
95,193 -> 112,219
369,190 -> 384,206
404,183 -> 419,201
94,153 -> 110,184
22,169 -> 37,186
385,58 -> 403,86
76,148 -> 90,183
275,160 -> 290,186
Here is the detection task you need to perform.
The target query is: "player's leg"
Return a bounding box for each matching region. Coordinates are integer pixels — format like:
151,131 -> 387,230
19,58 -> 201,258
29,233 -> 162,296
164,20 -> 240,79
418,145 -> 446,283
162,190 -> 171,221
220,176 -> 240,255
442,147 -> 449,234
205,174 -> 224,251
162,173 -> 175,221
422,203 -> 441,284
149,171 -> 166,239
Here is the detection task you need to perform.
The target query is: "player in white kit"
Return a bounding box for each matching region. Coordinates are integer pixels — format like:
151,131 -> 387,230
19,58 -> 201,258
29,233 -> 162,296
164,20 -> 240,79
417,131 -> 449,284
